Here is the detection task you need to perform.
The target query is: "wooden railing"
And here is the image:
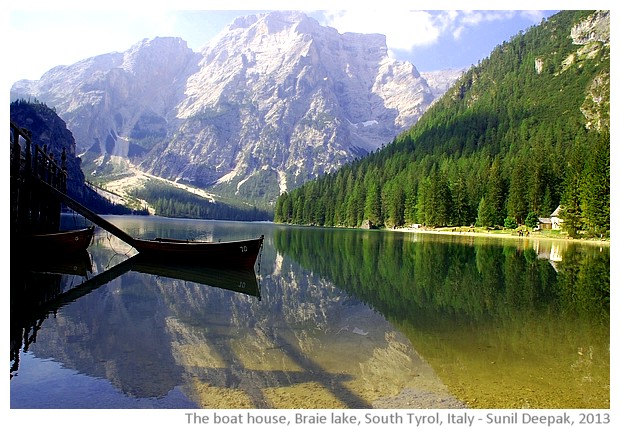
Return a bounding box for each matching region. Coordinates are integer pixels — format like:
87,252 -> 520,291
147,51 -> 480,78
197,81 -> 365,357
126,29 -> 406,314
11,122 -> 68,234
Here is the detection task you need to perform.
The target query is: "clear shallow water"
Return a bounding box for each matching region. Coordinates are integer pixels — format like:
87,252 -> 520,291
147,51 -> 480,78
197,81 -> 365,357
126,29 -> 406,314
10,216 -> 609,409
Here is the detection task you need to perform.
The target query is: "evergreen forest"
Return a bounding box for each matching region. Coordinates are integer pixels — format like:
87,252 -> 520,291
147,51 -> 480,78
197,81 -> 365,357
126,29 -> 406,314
274,10 -> 610,239
130,180 -> 272,221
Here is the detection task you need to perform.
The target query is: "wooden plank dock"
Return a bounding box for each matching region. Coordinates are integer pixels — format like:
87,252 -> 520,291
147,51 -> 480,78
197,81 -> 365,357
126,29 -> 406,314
10,121 -> 136,247
11,121 -> 67,235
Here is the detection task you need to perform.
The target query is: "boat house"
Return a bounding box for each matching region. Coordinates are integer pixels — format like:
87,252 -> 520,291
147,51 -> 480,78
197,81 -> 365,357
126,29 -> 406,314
537,206 -> 563,231
550,205 -> 563,230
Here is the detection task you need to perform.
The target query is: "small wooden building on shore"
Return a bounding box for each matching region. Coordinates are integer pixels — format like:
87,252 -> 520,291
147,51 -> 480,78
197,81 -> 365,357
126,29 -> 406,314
537,205 -> 563,231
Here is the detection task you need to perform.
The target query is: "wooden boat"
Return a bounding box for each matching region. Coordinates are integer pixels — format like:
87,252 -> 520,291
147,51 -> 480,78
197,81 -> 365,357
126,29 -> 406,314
22,226 -> 94,254
28,180 -> 265,269
131,235 -> 264,269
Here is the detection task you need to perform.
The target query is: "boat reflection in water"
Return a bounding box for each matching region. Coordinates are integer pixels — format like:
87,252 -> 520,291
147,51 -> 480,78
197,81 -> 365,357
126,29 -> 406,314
10,250 -> 261,384
11,250 -> 94,378
130,254 -> 261,300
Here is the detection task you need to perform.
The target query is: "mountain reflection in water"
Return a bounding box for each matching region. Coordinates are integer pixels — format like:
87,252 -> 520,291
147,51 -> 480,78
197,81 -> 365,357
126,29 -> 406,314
11,218 -> 462,409
10,217 -> 609,409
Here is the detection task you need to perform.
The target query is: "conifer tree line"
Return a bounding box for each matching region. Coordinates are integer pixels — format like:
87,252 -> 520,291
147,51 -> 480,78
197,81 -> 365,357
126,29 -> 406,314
274,11 -> 610,238
130,180 -> 272,221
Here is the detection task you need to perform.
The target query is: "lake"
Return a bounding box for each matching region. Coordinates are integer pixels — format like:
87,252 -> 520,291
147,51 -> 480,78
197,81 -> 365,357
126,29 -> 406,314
10,215 -> 610,409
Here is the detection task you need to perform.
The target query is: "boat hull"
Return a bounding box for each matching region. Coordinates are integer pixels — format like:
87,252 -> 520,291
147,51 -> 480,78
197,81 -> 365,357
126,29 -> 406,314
132,235 -> 264,269
21,226 -> 94,254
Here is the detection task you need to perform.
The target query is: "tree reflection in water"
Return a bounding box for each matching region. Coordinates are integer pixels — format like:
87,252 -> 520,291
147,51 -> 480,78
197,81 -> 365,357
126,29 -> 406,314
274,228 -> 609,408
10,220 -> 609,409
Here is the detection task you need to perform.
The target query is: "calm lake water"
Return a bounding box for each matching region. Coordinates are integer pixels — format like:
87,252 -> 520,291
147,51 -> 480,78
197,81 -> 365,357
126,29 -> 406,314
10,215 -> 610,409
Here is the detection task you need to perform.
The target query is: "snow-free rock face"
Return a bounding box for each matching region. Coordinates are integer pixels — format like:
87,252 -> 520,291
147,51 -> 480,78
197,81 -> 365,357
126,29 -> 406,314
12,37 -> 199,177
11,11 -> 460,204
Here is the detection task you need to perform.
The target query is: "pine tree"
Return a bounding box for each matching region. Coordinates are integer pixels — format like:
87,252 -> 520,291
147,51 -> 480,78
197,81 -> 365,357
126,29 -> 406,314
561,153 -> 584,238
364,181 -> 382,226
416,177 -> 430,226
507,157 -> 529,224
451,176 -> 471,226
485,158 -> 506,227
476,196 -> 493,227
580,132 -> 610,236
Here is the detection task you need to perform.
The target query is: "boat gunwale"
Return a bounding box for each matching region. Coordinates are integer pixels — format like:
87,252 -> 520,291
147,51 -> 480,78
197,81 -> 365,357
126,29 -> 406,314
140,236 -> 263,246
27,225 -> 95,239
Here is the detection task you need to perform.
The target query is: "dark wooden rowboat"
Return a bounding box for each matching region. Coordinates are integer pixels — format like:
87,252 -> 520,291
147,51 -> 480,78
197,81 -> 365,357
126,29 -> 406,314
132,235 -> 264,269
23,226 -> 94,254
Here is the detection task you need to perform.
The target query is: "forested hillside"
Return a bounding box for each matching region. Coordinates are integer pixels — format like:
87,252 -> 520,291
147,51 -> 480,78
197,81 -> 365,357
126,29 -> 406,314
274,10 -> 610,238
10,99 -> 135,215
129,180 -> 272,221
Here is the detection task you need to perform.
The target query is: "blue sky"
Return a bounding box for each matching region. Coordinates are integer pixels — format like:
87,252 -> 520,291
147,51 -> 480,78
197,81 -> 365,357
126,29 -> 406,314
4,3 -> 565,86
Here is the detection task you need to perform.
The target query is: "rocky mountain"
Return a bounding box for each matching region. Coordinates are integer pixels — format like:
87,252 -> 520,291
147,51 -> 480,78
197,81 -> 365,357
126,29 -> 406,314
421,69 -> 469,100
11,11 -> 462,208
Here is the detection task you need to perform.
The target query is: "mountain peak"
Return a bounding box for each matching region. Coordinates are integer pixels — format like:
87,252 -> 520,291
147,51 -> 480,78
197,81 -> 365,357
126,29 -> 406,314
122,36 -> 195,76
210,11 -> 325,54
229,11 -> 314,33
10,11 -> 460,206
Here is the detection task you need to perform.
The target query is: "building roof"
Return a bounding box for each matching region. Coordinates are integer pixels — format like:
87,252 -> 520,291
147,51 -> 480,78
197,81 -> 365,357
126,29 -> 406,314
550,205 -> 562,218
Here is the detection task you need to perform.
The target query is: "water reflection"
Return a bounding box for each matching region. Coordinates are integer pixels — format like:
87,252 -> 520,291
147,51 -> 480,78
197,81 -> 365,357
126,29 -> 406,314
273,228 -> 610,408
11,218 -> 464,409
10,218 -> 609,409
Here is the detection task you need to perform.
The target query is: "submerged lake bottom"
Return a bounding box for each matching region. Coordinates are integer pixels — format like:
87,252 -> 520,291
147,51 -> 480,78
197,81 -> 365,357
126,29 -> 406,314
10,216 -> 610,409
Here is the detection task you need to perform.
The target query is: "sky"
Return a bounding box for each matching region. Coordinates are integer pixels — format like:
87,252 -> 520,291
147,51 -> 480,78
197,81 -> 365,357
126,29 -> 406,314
3,1 -> 570,87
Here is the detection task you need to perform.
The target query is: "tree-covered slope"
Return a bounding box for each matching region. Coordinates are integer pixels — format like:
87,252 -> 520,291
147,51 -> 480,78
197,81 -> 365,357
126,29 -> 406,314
275,10 -> 610,238
10,99 -> 134,215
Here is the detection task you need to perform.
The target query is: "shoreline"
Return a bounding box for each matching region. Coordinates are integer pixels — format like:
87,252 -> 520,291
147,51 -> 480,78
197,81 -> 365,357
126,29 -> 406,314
279,221 -> 610,247
388,226 -> 610,247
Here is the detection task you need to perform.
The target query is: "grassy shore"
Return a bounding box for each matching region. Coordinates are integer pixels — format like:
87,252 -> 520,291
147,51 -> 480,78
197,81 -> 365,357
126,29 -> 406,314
391,225 -> 610,246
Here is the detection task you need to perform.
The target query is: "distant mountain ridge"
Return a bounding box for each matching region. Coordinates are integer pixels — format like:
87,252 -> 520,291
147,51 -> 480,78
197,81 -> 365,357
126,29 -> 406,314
11,11 -> 462,209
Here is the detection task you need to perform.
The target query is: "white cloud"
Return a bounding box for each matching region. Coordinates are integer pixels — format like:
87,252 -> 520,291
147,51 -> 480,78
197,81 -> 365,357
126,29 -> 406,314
450,11 -> 516,40
461,10 -> 515,26
321,10 -> 441,50
519,10 -> 547,22
452,26 -> 465,41
320,9 -> 548,52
